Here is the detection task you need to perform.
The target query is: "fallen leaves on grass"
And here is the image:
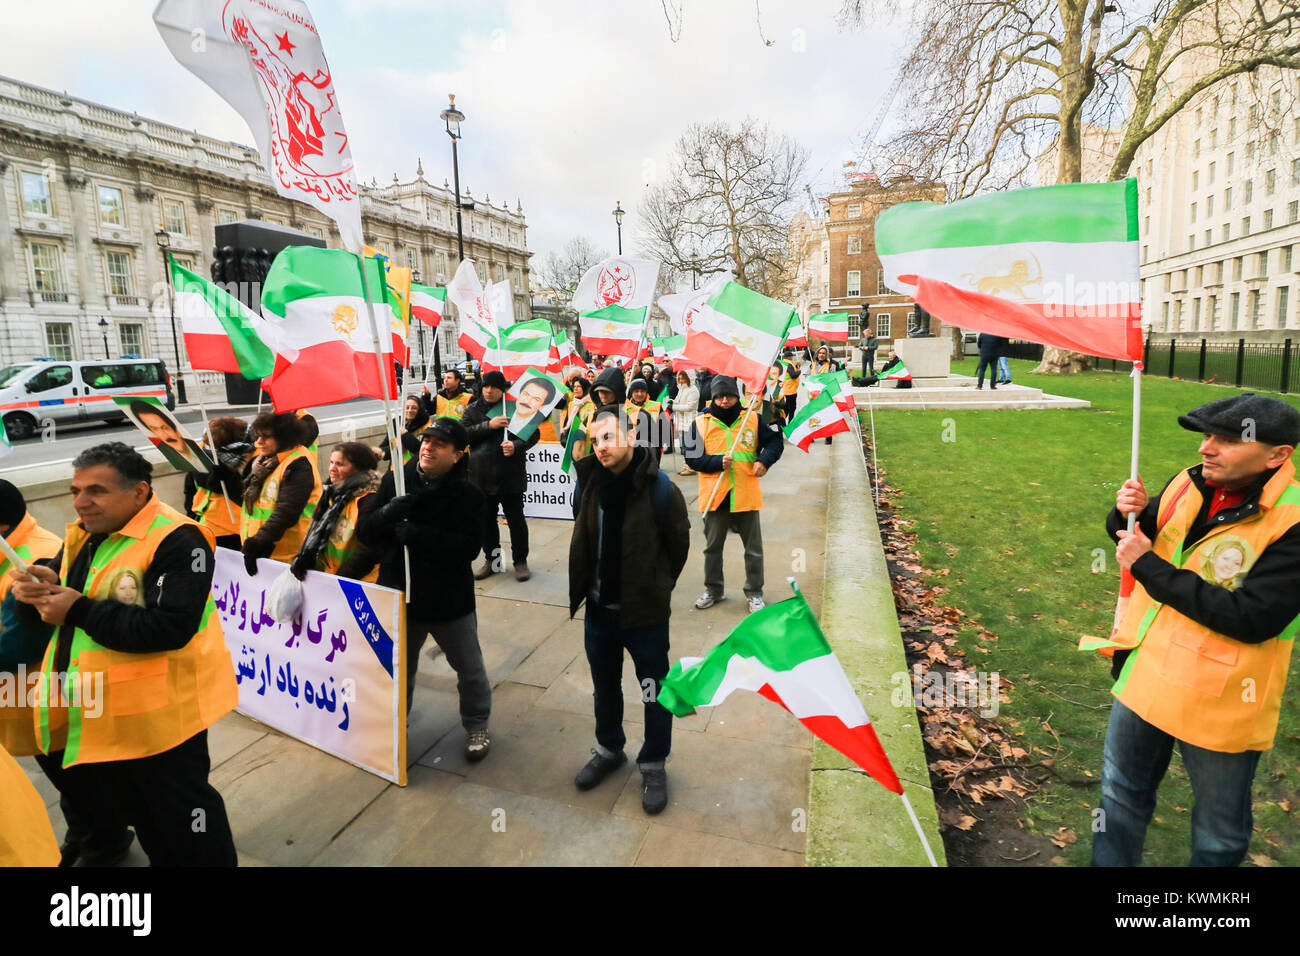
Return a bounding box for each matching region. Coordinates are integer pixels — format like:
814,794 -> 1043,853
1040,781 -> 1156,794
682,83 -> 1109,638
1050,827 -> 1078,848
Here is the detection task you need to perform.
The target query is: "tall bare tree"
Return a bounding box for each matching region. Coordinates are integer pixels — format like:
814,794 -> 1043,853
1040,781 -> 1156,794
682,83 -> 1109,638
838,0 -> 1300,371
640,118 -> 808,292
534,235 -> 608,304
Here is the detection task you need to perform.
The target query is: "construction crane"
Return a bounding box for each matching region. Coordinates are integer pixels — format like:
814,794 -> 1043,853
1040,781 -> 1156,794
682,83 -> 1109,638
804,70 -> 906,215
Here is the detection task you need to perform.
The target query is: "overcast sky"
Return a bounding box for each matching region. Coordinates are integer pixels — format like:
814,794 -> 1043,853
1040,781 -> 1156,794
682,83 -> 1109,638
3,0 -> 908,264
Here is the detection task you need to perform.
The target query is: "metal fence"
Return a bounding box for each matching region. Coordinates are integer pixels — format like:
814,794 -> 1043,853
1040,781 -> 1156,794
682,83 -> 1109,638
1004,337 -> 1299,393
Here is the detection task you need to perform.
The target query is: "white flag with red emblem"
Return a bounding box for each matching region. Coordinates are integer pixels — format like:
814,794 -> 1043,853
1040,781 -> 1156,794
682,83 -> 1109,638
571,257 -> 660,312
658,273 -> 731,337
153,0 -> 364,253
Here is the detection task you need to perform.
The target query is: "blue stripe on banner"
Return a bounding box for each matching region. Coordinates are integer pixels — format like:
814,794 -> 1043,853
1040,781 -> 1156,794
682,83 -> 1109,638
337,579 -> 395,678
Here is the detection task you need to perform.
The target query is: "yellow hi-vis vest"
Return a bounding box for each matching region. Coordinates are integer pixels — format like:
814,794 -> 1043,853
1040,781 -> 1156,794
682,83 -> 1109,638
36,496 -> 238,767
1084,461 -> 1300,752
0,741 -> 58,866
780,362 -> 800,397
192,484 -> 241,540
696,409 -> 762,514
0,513 -> 63,756
436,390 -> 472,420
318,489 -> 379,583
811,359 -> 835,375
241,446 -> 322,562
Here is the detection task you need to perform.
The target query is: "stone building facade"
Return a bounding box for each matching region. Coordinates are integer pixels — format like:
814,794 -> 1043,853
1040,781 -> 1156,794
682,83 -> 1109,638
0,73 -> 532,377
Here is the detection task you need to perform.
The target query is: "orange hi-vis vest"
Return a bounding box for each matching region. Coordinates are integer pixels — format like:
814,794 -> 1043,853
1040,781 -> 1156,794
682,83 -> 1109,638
319,489 -> 379,583
241,446 -> 322,562
436,390 -> 472,420
697,409 -> 763,514
811,359 -> 835,375
1083,461 -> 1300,752
37,496 -> 238,767
0,741 -> 58,866
192,483 -> 242,540
780,362 -> 800,397
0,513 -> 63,756
569,398 -> 597,460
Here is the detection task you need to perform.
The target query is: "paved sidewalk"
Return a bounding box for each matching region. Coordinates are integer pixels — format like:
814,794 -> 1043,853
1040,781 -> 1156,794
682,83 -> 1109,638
20,443 -> 832,866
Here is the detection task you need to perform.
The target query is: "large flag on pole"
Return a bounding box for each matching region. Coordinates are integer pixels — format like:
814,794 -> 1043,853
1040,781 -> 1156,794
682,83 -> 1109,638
260,247 -> 398,409
784,317 -> 809,349
658,273 -> 730,337
807,312 -> 851,342
876,179 -> 1142,361
170,255 -> 276,379
658,585 -> 902,794
447,260 -> 499,362
785,390 -> 851,451
364,245 -> 411,365
411,283 -> 446,329
652,334 -> 701,371
571,257 -> 660,313
805,369 -> 855,413
495,319 -> 554,381
579,305 -> 647,358
153,0 -> 363,252
683,282 -> 796,394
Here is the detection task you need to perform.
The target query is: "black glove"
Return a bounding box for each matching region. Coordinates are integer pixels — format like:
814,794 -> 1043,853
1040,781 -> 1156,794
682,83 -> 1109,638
289,552 -> 311,582
243,537 -> 273,576
379,496 -> 414,524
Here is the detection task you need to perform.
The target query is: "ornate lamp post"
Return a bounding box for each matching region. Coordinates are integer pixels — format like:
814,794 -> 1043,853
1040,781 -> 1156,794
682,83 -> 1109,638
155,227 -> 187,403
612,200 -> 625,255
440,94 -> 469,363
98,317 -> 111,359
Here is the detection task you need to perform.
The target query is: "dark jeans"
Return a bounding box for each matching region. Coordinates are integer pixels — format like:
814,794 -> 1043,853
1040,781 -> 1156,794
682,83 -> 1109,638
583,602 -> 672,768
976,356 -> 998,387
35,730 -> 237,866
1092,699 -> 1261,867
406,610 -> 491,729
861,350 -> 875,378
482,492 -> 528,566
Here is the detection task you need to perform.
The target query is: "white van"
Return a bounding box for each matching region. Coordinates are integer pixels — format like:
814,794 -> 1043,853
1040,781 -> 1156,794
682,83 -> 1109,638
0,358 -> 174,440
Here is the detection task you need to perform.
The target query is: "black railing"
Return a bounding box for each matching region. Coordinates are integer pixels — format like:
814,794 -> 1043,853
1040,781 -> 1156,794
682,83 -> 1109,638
1140,336 -> 1298,394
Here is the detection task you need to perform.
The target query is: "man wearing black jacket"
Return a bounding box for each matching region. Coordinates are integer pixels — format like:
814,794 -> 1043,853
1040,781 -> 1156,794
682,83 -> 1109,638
569,407 -> 691,813
463,370 -> 541,582
1094,393 -> 1300,866
357,418 -> 493,761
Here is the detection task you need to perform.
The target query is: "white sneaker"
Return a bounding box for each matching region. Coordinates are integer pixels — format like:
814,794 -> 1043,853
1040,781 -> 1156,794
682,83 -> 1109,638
694,591 -> 721,610
747,595 -> 766,614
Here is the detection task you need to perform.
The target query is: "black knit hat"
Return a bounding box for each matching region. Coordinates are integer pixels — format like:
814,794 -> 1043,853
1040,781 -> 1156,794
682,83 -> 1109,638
481,370 -> 508,391
0,479 -> 26,532
629,378 -> 649,395
711,376 -> 740,398
1178,393 -> 1300,447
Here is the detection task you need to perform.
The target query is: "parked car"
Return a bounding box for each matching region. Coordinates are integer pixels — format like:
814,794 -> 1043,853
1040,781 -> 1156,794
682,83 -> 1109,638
0,358 -> 175,440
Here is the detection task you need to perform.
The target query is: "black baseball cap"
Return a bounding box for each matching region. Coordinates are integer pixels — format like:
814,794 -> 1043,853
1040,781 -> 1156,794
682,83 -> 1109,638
422,417 -> 469,448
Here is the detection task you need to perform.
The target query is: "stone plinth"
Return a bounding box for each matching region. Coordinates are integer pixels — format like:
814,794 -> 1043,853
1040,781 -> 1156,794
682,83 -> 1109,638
894,337 -> 951,383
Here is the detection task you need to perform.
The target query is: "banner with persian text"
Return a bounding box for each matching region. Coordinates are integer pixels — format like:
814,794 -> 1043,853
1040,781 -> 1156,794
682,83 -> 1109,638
212,548 -> 407,785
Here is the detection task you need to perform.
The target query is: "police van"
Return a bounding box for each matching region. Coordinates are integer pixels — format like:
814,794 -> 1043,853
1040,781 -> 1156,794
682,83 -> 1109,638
0,358 -> 175,440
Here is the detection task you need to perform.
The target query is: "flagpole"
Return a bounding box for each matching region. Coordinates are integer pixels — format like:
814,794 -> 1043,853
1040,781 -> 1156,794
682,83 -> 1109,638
190,384 -> 237,526
355,252 -> 411,601
899,791 -> 940,867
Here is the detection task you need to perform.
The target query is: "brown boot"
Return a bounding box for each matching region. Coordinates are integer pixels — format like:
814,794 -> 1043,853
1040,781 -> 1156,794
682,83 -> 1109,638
514,562 -> 531,582
474,560 -> 496,580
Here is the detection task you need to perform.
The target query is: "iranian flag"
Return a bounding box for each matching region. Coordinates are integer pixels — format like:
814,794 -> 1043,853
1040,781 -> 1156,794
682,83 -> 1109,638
496,319 -> 555,381
652,334 -> 701,371
411,283 -> 445,329
881,358 -> 912,381
658,273 -> 731,337
876,179 -> 1142,361
808,312 -> 850,342
170,254 -> 276,379
579,305 -> 646,358
658,587 -> 902,794
259,247 -> 398,410
784,318 -> 809,349
785,390 -> 851,451
684,282 -> 795,394
805,369 -> 855,413
458,320 -> 497,363
551,334 -> 585,377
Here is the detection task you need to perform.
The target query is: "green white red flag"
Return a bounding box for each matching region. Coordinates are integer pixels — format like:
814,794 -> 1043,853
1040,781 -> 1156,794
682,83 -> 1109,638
876,179 -> 1142,361
808,312 -> 850,342
579,305 -> 646,358
784,390 -> 851,451
652,334 -> 701,371
805,369 -> 855,413
784,318 -> 809,349
881,358 -> 912,381
170,254 -> 276,379
683,282 -> 796,394
259,247 -> 398,410
411,283 -> 446,329
658,586 -> 902,794
494,319 -> 554,381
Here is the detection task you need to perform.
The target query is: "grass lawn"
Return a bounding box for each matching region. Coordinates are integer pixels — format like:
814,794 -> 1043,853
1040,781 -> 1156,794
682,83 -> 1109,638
865,358 -> 1300,866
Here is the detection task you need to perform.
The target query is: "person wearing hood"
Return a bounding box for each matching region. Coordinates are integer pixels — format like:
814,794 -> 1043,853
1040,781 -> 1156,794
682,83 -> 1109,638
357,417 -> 493,761
184,416 -> 252,551
463,370 -> 541,581
684,375 -> 784,614
568,406 -> 691,814
383,396 -> 431,467
291,442 -> 382,583
639,363 -> 662,401
809,347 -> 842,445
626,377 -> 664,465
241,411 -> 322,573
669,370 -> 700,476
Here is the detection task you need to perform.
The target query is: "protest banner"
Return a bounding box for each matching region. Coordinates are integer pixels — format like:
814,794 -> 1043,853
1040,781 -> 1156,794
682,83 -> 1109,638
515,441 -> 575,520
211,548 -> 407,785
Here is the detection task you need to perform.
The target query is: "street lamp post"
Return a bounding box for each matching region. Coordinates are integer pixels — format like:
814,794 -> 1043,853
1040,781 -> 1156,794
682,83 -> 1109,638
155,228 -> 187,404
440,94 -> 469,364
612,201 -> 625,255
98,317 -> 110,359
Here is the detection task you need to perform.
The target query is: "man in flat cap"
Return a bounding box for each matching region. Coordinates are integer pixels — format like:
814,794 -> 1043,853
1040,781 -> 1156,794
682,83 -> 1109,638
1089,392 -> 1300,866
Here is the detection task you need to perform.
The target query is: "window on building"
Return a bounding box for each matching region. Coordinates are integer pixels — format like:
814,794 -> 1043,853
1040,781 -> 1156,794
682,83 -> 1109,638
1208,161 -> 1216,185
823,249 -> 828,265
1266,169 -> 1277,195
119,323 -> 144,357
44,326 -> 73,361
1244,180 -> 1253,204
105,251 -> 133,297
1230,292 -> 1240,328
406,248 -> 418,271
97,186 -> 123,226
876,313 -> 890,337
1208,296 -> 1217,329
1223,224 -> 1232,242
1259,251 -> 1269,276
846,203 -> 861,219
846,270 -> 861,297
1142,244 -> 1148,264
1192,171 -> 1199,190
1250,104 -> 1260,129
1278,287 -> 1290,327
307,226 -> 323,239
847,234 -> 861,255
1250,289 -> 1262,328
1285,246 -> 1294,272
1190,202 -> 1197,222
1290,201 -> 1299,224
29,242 -> 62,293
1229,117 -> 1237,139
1242,217 -> 1251,236
1270,131 -> 1280,156
1234,257 -> 1243,280
218,208 -> 238,225
1193,139 -> 1201,158
1174,299 -> 1183,330
1162,301 -> 1170,330
1206,229 -> 1212,246
1193,298 -> 1202,329
1264,209 -> 1274,230
1188,235 -> 1195,251
1207,195 -> 1215,217
1227,152 -> 1235,175
1225,186 -> 1232,210
21,171 -> 51,216
877,271 -> 888,295
162,199 -> 187,235
1247,141 -> 1255,163
1293,158 -> 1300,186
